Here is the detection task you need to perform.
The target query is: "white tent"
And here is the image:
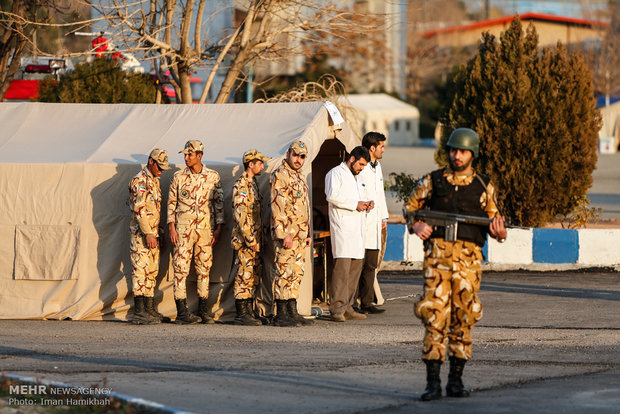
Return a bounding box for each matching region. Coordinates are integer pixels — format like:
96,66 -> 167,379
0,102 -> 358,320
345,93 -> 420,146
598,101 -> 620,153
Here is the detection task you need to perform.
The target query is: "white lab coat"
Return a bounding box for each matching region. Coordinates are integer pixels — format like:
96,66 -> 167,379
325,162 -> 366,259
359,161 -> 389,250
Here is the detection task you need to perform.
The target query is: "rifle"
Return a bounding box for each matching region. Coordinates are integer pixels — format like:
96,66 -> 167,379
403,208 -> 527,242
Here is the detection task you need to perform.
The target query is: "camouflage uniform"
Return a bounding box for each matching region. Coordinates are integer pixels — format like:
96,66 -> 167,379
167,166 -> 224,300
405,167 -> 501,361
270,155 -> 310,301
232,171 -> 263,299
129,167 -> 162,297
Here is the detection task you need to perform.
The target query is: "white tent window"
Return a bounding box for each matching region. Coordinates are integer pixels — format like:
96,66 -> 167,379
14,225 -> 80,280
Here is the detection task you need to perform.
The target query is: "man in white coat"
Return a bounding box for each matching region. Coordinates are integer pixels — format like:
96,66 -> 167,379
357,132 -> 389,314
325,146 -> 372,322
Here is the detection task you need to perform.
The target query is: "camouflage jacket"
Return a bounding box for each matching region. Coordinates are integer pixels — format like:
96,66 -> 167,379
167,166 -> 225,230
231,171 -> 262,251
404,167 -> 501,218
270,160 -> 310,241
129,167 -> 161,236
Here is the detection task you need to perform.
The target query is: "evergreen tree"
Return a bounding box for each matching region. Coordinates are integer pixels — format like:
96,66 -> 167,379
437,17 -> 601,227
37,58 -> 157,103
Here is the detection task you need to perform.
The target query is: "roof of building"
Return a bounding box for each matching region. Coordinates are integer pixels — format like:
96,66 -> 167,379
345,93 -> 418,115
421,12 -> 609,39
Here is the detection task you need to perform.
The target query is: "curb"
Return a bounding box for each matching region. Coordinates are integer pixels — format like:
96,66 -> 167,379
385,224 -> 620,270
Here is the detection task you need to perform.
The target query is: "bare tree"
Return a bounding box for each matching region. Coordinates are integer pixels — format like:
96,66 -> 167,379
1,0 -> 96,100
90,0 -> 375,104
587,1 -> 620,104
405,0 -> 471,103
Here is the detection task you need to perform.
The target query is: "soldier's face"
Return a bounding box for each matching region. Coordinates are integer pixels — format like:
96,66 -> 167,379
449,148 -> 474,173
184,151 -> 202,169
248,160 -> 265,176
348,156 -> 368,176
147,158 -> 163,177
286,150 -> 306,171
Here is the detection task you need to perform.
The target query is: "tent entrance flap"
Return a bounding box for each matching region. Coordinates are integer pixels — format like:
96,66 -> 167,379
14,225 -> 80,280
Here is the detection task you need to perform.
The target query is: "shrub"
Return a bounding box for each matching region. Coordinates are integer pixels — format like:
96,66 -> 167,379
37,58 -> 157,103
437,17 -> 602,227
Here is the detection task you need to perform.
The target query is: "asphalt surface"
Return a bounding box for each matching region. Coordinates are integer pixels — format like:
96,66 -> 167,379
1,270 -> 619,413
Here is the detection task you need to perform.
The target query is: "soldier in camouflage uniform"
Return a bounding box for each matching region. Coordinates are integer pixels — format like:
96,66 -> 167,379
167,140 -> 225,325
129,148 -> 171,325
270,141 -> 313,327
231,149 -> 272,326
404,128 -> 507,401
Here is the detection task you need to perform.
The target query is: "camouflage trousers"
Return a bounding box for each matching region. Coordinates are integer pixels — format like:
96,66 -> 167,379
414,239 -> 483,362
172,226 -> 213,300
273,239 -> 306,300
233,246 -> 261,299
130,231 -> 159,297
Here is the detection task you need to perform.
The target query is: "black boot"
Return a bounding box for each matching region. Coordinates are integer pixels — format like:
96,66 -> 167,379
287,299 -> 314,326
133,296 -> 159,325
446,356 -> 470,398
174,299 -> 201,324
198,297 -> 215,324
420,359 -> 442,401
234,299 -> 261,326
144,296 -> 170,323
272,300 -> 300,327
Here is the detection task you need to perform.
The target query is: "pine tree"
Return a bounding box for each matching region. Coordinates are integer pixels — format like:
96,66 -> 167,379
437,17 -> 601,227
37,58 -> 157,103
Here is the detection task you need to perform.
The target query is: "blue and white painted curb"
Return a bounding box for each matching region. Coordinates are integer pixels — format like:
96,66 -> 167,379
384,224 -> 620,271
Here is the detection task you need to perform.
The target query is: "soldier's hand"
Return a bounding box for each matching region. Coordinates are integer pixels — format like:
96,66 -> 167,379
250,242 -> 260,252
283,234 -> 293,249
146,235 -> 158,249
367,200 -> 375,211
490,216 -> 507,240
169,223 -> 179,247
413,222 -> 433,240
211,224 -> 223,246
305,237 -> 312,247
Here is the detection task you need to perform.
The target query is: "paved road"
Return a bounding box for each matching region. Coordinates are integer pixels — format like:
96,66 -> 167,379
381,146 -> 620,221
1,271 -> 619,413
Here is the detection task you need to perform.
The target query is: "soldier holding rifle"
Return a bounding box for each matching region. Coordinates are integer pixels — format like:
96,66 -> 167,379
404,128 -> 507,401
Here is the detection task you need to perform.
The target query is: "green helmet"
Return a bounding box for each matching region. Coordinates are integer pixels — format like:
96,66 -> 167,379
447,128 -> 479,159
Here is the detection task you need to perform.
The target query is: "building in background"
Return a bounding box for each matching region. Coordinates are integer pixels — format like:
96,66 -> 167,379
420,12 -> 608,49
346,93 -> 420,146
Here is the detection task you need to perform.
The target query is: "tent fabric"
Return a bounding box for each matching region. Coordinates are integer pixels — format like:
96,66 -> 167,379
15,224 -> 80,280
0,102 -> 359,320
599,101 -> 620,144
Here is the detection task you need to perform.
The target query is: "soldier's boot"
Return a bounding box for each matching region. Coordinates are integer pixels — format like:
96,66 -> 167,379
420,359 -> 443,401
234,299 -> 261,326
272,300 -> 301,327
446,356 -> 470,398
174,299 -> 201,325
286,299 -> 314,326
144,296 -> 170,323
132,296 -> 159,325
198,297 -> 215,324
